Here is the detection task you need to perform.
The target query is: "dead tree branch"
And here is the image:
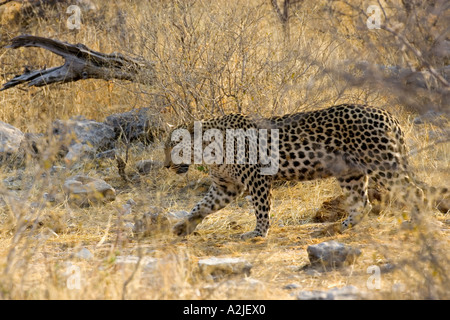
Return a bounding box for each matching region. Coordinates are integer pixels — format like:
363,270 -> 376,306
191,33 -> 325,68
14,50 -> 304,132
381,25 -> 450,89
270,0 -> 289,24
270,0 -> 303,40
1,35 -> 155,91
270,0 -> 290,39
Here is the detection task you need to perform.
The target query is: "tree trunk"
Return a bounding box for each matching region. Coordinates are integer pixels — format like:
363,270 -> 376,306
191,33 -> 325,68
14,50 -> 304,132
1,35 -> 155,91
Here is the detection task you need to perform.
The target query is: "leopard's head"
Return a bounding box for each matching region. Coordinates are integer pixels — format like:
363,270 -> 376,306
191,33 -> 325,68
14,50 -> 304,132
163,123 -> 193,174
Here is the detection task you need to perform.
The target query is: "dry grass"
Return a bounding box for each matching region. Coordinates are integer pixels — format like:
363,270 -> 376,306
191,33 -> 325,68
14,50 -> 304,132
0,0 -> 448,300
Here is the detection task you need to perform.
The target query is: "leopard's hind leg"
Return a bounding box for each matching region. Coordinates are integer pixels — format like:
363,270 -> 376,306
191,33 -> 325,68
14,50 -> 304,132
338,173 -> 373,230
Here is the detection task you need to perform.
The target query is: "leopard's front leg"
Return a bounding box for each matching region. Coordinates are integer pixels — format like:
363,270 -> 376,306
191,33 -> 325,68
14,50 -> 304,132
240,175 -> 272,240
173,182 -> 240,237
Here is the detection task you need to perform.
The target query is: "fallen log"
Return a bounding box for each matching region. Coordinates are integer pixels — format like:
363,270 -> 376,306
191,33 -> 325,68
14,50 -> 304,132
1,35 -> 155,91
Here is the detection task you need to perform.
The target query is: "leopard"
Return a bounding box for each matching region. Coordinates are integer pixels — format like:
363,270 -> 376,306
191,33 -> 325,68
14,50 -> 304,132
164,104 -> 447,239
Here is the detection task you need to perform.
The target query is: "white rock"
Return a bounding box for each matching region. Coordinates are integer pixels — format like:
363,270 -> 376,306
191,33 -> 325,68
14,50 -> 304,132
0,120 -> 25,163
297,286 -> 364,300
75,248 -> 93,260
114,255 -> 158,271
198,257 -> 252,278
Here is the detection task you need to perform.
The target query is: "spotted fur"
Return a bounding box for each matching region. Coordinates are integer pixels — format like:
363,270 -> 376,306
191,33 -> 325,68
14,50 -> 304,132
164,104 -> 444,239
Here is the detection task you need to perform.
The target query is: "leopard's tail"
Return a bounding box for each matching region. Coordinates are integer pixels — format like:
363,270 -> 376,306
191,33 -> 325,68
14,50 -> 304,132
414,181 -> 449,213
391,119 -> 448,213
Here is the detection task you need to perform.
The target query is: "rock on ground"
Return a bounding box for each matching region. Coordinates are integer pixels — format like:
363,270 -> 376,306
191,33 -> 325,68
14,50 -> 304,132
104,107 -> 163,144
306,241 -> 361,269
297,286 -> 365,300
63,174 -> 116,207
114,255 -> 158,271
198,257 -> 252,279
0,120 -> 25,164
51,117 -> 115,161
74,247 -> 93,260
